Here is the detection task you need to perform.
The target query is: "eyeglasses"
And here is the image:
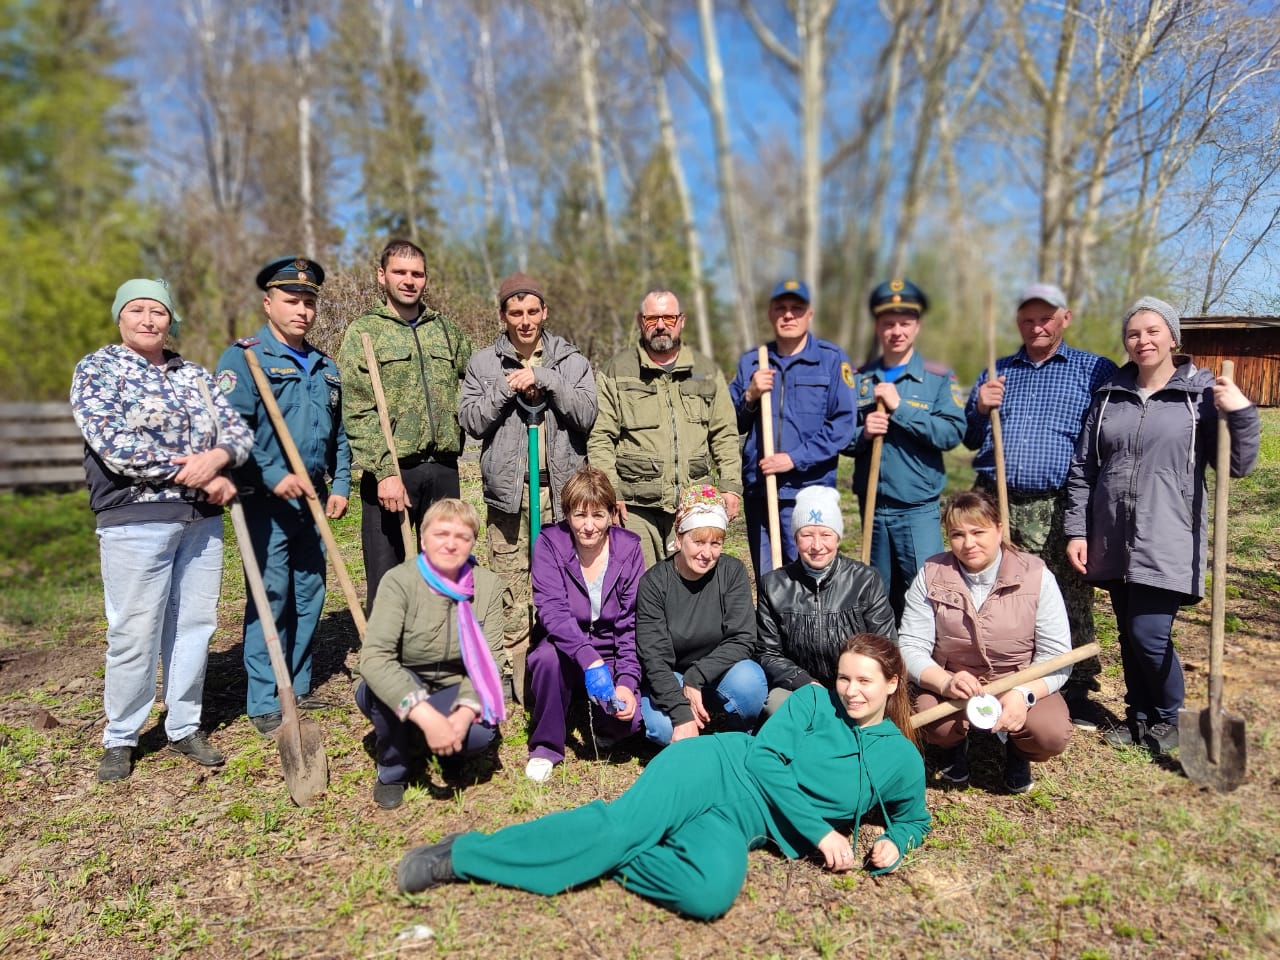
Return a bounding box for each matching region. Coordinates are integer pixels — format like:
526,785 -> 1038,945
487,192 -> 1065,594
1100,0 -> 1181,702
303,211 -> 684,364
640,313 -> 682,328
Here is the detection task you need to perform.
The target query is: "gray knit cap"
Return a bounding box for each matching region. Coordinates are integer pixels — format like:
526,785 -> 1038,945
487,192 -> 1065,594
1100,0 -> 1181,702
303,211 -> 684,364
1123,296 -> 1180,346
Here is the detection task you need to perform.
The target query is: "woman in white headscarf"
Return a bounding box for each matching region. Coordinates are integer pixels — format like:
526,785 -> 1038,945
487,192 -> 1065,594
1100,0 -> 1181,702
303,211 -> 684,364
635,485 -> 765,744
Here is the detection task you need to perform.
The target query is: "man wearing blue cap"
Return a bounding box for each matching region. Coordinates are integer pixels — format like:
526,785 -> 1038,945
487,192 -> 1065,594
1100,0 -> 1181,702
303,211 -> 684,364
216,256 -> 352,735
852,279 -> 964,619
730,280 -> 856,576
963,282 -> 1117,727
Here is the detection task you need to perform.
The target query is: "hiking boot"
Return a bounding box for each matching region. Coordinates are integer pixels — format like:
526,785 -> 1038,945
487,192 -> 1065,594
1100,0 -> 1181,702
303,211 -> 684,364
1143,722 -> 1179,757
397,832 -> 463,893
1102,719 -> 1147,749
97,746 -> 133,783
250,712 -> 283,736
295,693 -> 330,711
373,780 -> 406,810
168,731 -> 225,767
1004,744 -> 1035,794
936,742 -> 970,785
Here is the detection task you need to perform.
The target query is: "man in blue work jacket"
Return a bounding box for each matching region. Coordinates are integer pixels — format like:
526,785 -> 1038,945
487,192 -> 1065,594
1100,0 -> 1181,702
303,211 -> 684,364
217,257 -> 352,735
730,279 -> 857,576
851,278 -> 964,619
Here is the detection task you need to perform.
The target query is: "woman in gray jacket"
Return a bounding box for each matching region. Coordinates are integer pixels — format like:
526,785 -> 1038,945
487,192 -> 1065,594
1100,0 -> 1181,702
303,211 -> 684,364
1064,297 -> 1259,758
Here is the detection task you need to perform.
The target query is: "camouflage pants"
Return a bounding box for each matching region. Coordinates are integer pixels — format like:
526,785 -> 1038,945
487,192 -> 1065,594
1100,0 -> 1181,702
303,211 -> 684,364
1001,488 -> 1101,690
621,504 -> 675,570
486,483 -> 554,706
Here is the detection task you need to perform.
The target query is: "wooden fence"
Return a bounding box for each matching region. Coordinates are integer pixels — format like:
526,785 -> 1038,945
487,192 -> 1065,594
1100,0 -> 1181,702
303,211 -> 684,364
0,403 -> 85,491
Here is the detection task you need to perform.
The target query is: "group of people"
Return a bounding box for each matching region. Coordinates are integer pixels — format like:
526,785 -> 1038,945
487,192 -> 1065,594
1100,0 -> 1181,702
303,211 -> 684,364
71,247 -> 1259,919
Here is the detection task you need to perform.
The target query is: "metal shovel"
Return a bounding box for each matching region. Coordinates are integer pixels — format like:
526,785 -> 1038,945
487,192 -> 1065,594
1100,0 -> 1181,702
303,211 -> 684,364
1179,360 -> 1247,792
228,500 -> 329,805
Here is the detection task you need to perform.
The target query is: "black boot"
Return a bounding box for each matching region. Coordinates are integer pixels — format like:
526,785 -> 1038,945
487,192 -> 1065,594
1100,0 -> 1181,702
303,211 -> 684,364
397,832 -> 463,893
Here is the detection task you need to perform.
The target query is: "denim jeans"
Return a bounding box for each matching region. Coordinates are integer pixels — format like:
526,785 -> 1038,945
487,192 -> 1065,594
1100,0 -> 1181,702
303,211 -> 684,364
640,659 -> 768,745
97,515 -> 224,747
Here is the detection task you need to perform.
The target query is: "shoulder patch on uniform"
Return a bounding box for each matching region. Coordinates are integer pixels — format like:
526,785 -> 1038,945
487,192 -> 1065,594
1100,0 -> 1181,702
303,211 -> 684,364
951,381 -> 965,407
841,361 -> 855,387
923,359 -> 953,376
216,370 -> 237,394
234,336 -> 260,348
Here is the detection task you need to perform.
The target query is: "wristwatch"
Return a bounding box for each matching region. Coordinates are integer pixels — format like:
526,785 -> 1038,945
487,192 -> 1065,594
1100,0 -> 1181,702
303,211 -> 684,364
1013,685 -> 1037,708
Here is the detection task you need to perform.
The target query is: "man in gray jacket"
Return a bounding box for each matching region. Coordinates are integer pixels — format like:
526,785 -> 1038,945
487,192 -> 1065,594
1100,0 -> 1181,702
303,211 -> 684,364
459,273 -> 597,703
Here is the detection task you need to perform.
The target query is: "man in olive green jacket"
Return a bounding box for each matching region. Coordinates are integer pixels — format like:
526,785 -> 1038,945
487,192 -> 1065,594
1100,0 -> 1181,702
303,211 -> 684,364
338,239 -> 473,610
588,290 -> 742,568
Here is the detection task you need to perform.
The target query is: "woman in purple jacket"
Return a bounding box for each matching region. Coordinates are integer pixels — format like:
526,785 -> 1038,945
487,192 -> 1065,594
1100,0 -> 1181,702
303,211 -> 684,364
524,466 -> 645,781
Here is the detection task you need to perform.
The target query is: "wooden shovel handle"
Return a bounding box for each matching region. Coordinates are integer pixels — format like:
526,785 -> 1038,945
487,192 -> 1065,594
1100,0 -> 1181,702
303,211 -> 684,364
361,333 -> 417,560
910,643 -> 1102,729
244,352 -> 367,639
1207,360 -> 1234,760
861,401 -> 886,565
757,346 -> 783,570
985,291 -> 1010,532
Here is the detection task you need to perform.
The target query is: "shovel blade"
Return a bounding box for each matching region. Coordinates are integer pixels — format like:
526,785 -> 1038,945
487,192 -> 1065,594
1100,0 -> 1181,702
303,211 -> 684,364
1178,707 -> 1247,793
274,716 -> 329,806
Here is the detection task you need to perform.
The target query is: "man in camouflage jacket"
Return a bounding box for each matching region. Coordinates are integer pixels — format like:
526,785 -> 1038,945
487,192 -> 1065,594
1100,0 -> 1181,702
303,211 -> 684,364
588,289 -> 742,568
338,239 -> 473,610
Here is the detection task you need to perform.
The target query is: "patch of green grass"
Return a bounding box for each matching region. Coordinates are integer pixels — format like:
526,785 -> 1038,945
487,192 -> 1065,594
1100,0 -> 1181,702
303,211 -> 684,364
0,490 -> 102,641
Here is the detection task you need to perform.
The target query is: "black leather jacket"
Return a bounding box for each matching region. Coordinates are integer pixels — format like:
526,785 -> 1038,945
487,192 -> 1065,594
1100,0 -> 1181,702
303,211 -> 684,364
757,555 -> 897,690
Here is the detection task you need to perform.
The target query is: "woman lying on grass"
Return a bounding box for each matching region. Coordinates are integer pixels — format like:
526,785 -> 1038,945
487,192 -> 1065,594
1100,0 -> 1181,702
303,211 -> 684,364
395,633 -> 929,920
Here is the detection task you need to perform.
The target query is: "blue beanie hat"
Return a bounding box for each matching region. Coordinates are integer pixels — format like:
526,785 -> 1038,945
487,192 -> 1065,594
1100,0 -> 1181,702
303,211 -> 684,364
111,279 -> 182,336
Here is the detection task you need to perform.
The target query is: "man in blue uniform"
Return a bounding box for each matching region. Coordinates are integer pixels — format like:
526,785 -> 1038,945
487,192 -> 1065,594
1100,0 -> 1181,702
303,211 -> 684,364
217,256 -> 352,735
730,279 -> 857,576
851,279 -> 964,619
964,282 -> 1118,727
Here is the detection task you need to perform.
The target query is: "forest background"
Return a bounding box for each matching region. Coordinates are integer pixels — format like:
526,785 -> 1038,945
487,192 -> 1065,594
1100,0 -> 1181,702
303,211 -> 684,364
4,0 -> 1280,400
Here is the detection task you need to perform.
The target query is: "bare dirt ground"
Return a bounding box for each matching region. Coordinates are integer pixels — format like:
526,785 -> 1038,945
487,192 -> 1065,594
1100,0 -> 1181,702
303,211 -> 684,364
2,472 -> 1279,959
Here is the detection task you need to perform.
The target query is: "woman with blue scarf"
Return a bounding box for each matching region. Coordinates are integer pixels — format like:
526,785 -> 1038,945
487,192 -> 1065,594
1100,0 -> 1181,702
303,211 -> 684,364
355,498 -> 506,810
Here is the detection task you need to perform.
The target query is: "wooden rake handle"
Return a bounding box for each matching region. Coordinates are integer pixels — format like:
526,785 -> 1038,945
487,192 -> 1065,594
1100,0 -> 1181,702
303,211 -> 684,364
757,346 -> 783,570
861,400 -> 886,565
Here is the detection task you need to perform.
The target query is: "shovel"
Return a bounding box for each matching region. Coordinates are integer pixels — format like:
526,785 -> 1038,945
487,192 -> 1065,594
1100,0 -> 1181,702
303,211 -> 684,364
861,399 -> 886,565
517,395 -> 547,540
228,502 -> 329,805
1179,360 -> 1247,792
196,378 -> 327,805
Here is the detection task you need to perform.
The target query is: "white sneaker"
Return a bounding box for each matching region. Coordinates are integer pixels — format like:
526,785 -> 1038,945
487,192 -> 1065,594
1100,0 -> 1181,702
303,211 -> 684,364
524,757 -> 554,782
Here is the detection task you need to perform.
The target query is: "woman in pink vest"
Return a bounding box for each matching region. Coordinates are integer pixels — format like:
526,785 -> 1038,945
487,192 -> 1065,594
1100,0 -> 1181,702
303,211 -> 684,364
897,491 -> 1072,793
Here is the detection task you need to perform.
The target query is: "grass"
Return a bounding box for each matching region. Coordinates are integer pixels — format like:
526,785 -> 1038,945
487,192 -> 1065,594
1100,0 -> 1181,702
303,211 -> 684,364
0,413 -> 1278,958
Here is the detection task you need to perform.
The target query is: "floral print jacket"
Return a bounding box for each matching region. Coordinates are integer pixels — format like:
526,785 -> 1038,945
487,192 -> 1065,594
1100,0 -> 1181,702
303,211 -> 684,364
71,344 -> 254,522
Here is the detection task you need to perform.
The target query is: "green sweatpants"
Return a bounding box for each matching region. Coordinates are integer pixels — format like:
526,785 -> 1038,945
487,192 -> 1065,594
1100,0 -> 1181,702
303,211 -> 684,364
451,734 -> 770,919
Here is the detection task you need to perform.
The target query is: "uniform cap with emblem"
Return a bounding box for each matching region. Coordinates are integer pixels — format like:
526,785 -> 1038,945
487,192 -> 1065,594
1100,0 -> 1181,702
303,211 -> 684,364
256,256 -> 325,294
869,278 -> 928,317
770,279 -> 811,304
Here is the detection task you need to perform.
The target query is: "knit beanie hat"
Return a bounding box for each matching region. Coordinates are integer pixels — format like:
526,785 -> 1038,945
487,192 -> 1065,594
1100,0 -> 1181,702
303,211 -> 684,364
1123,296 -> 1180,346
791,486 -> 844,540
111,278 -> 182,336
498,273 -> 545,310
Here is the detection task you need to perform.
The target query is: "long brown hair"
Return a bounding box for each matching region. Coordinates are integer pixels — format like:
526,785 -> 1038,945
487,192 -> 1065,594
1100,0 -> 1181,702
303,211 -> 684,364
838,633 -> 920,750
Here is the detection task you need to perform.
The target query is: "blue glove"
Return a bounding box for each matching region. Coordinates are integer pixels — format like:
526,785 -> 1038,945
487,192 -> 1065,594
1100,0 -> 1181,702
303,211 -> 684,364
584,663 -> 621,714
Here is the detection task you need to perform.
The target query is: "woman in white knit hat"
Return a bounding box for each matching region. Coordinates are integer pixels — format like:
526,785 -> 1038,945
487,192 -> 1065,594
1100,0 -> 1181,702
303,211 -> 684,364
757,485 -> 896,717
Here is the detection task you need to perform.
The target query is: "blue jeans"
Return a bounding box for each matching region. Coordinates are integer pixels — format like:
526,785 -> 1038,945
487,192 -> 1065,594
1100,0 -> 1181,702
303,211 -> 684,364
96,516 -> 224,748
640,660 -> 768,745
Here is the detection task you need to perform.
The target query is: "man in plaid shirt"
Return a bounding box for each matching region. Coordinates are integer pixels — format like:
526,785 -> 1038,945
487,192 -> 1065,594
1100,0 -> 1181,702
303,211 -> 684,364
963,283 -> 1118,729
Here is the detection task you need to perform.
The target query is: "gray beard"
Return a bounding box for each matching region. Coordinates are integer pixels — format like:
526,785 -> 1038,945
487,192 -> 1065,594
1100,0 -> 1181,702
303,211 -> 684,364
644,332 -> 680,354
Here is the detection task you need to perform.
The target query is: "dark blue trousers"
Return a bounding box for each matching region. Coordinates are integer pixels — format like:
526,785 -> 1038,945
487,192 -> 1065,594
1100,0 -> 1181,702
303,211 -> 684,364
1107,583 -> 1185,726
354,681 -> 496,785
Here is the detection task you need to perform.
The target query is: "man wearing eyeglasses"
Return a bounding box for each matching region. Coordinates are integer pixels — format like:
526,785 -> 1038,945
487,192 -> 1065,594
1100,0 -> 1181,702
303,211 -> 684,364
730,279 -> 856,576
588,290 -> 742,568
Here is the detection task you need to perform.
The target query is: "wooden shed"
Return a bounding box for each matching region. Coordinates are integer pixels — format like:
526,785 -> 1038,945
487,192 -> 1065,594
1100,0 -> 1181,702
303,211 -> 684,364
1180,316 -> 1280,407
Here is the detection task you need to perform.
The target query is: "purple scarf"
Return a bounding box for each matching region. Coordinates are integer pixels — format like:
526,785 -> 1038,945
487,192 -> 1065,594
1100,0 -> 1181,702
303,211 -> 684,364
416,554 -> 506,725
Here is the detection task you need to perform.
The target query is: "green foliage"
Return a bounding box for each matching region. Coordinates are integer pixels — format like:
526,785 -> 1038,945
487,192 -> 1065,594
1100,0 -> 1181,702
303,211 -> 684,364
0,490 -> 100,640
0,0 -> 151,400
